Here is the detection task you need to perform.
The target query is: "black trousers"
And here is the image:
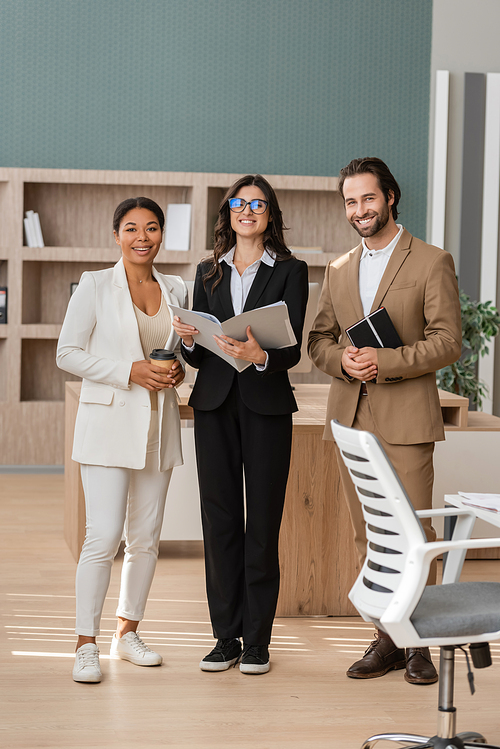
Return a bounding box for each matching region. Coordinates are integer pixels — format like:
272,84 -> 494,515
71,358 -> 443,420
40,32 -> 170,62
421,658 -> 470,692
193,380 -> 293,646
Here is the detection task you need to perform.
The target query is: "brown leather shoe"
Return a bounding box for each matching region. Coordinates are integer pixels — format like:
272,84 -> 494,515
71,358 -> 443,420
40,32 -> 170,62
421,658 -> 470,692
404,647 -> 438,684
346,631 -> 405,679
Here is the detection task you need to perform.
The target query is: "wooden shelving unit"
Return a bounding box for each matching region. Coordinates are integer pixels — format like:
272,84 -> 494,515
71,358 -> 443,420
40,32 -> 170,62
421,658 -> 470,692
0,167 -> 356,465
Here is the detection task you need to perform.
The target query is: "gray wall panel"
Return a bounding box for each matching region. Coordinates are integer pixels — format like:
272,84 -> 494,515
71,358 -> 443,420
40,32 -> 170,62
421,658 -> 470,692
459,73 -> 486,301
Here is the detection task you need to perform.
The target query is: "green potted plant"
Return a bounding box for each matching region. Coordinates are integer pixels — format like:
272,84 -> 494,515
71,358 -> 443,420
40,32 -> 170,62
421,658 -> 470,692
437,289 -> 500,408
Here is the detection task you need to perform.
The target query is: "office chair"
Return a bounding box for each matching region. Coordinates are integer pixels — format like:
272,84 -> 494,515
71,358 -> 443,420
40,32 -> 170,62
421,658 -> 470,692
331,419 -> 500,749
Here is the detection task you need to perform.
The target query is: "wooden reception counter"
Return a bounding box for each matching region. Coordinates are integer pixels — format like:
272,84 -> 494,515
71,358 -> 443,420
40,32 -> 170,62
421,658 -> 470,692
64,382 -> 483,617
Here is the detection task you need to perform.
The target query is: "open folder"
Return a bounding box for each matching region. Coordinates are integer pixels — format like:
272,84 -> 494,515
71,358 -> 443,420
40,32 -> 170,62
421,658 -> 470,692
168,301 -> 297,372
345,306 -> 403,349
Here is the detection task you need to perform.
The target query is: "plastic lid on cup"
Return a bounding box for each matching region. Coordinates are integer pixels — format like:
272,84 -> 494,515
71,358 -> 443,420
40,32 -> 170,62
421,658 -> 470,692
150,349 -> 175,361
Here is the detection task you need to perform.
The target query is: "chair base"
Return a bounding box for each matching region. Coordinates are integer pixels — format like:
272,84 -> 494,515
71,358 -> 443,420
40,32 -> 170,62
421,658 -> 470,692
361,731 -> 497,749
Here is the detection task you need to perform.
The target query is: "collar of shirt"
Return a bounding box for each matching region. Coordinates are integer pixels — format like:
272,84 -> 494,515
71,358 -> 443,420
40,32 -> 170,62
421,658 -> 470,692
360,224 -> 403,261
358,225 -> 403,318
222,245 -> 276,269
221,246 -> 275,317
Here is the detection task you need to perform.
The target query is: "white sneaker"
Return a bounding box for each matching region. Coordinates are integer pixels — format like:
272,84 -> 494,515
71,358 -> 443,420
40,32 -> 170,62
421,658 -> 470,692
73,643 -> 101,683
110,632 -> 162,666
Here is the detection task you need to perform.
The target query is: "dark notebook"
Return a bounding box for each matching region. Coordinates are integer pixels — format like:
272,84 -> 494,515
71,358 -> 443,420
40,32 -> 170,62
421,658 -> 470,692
345,307 -> 403,349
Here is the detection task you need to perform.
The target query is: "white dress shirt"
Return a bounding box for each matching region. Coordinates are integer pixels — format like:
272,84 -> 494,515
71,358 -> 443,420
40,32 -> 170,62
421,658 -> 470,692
359,225 -> 403,316
223,245 -> 275,315
185,247 -> 275,370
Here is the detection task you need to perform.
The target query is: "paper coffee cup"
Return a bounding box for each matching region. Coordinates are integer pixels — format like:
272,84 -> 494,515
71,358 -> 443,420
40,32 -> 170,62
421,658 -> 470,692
150,349 -> 176,372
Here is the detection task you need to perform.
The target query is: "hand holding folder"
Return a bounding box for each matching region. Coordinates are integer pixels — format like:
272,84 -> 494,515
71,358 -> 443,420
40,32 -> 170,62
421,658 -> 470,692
169,301 -> 297,372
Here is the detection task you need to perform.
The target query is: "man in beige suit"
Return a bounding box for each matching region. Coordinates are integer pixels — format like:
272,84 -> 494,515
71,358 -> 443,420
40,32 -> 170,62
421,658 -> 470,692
308,157 -> 462,685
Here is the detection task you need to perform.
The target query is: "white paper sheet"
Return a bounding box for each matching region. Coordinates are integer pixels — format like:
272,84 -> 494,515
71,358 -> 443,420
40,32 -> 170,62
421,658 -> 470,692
458,492 -> 500,513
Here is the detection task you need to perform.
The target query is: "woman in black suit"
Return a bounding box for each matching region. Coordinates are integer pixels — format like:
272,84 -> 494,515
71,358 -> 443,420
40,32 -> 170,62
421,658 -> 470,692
172,175 -> 308,674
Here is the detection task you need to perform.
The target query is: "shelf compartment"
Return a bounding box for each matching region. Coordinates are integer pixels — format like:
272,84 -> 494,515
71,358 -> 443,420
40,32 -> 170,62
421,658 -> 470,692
22,259 -> 197,326
275,189 -> 358,255
24,183 -> 192,249
0,339 -> 6,400
21,338 -> 79,402
22,261 -> 110,324
206,187 -> 228,250
0,259 -> 7,326
439,389 -> 469,428
0,182 -> 13,245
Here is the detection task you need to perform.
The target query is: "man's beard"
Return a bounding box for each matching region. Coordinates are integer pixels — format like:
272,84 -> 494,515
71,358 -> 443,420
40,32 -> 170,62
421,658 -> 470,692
350,201 -> 390,238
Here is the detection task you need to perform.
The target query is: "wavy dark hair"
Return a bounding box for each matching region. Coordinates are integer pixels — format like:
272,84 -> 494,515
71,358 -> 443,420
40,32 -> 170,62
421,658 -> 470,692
112,197 -> 165,233
338,157 -> 401,221
204,174 -> 291,290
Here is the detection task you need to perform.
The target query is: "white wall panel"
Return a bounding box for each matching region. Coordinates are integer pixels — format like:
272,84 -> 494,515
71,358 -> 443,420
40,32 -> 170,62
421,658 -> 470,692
430,70 -> 449,249
478,73 -> 500,414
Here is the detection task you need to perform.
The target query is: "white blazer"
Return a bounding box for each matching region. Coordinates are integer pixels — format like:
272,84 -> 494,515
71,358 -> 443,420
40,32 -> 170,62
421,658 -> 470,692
56,258 -> 188,471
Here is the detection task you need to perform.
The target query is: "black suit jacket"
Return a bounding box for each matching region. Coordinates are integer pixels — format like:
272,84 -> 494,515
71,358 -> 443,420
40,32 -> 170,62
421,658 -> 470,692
182,255 -> 309,415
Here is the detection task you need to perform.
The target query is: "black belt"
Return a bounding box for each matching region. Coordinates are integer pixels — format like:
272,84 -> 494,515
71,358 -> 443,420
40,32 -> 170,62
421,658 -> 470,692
360,382 -> 368,396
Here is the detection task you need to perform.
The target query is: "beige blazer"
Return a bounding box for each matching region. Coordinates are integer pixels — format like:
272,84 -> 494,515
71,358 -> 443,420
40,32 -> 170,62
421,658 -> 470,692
56,258 -> 188,470
308,229 -> 462,445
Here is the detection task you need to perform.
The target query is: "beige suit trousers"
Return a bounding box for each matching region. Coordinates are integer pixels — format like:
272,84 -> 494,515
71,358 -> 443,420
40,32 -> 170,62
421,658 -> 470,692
335,394 -> 437,585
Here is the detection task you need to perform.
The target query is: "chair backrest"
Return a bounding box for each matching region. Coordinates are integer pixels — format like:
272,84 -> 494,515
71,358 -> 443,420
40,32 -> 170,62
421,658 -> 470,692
331,420 -> 428,624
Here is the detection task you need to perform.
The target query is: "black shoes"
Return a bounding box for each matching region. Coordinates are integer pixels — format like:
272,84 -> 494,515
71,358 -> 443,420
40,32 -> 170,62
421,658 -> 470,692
239,644 -> 270,674
199,639 -> 270,674
199,638 -> 242,671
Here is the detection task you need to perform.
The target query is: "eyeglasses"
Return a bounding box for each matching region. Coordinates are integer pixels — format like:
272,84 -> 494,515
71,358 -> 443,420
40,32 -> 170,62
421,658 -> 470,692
228,198 -> 269,214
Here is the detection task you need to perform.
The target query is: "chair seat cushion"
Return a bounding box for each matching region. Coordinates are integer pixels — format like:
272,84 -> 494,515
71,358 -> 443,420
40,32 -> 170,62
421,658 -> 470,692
410,581 -> 500,639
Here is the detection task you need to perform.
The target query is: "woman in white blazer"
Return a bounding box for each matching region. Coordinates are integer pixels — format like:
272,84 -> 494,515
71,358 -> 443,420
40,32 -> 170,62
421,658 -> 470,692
57,197 -> 187,683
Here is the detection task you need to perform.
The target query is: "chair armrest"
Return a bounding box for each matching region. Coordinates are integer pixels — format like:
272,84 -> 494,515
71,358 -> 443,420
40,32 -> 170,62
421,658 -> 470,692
418,537 -> 500,584
415,508 -> 476,519
415,508 -> 476,583
418,536 -> 500,558
381,536 -> 500,632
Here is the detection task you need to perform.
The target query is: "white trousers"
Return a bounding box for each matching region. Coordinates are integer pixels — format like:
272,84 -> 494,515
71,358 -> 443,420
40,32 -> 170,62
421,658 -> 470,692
75,412 -> 172,636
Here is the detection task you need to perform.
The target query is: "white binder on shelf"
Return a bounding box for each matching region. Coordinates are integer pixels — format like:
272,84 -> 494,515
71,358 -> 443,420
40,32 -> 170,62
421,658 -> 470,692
24,217 -> 36,247
165,204 -> 191,251
24,210 -> 44,247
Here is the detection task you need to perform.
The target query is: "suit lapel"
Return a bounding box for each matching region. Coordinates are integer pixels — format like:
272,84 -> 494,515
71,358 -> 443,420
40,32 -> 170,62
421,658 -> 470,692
153,267 -> 180,351
112,258 -> 147,361
348,244 -> 364,320
371,229 -> 412,312
243,261 -> 275,312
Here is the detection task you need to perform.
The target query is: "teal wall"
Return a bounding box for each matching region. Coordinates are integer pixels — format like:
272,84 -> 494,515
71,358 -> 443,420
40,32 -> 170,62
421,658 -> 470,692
0,0 -> 432,238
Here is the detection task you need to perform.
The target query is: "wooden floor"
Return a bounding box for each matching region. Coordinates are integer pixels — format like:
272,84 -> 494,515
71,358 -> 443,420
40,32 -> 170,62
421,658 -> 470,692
1,474 -> 500,749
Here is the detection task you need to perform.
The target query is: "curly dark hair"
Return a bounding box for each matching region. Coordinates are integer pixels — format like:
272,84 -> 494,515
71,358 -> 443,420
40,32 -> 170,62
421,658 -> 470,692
204,174 -> 290,291
338,157 -> 401,221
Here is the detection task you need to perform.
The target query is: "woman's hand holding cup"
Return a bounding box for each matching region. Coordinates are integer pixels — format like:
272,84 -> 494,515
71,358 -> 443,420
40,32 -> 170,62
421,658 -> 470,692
130,359 -> 171,391
166,358 -> 185,388
130,350 -> 184,391
149,349 -> 185,389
